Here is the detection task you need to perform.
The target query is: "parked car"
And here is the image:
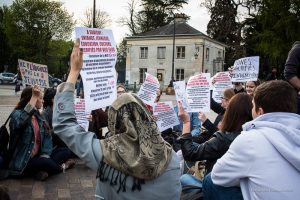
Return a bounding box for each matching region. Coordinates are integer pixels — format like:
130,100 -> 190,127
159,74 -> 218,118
48,75 -> 62,87
0,72 -> 15,84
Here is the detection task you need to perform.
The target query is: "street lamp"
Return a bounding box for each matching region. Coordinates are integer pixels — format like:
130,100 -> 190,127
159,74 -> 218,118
93,0 -> 96,28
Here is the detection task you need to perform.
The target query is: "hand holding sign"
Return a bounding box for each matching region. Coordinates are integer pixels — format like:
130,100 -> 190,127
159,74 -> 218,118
70,39 -> 83,73
178,101 -> 190,124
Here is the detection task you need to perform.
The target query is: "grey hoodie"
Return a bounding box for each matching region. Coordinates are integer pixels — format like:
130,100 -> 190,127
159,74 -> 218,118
211,112 -> 300,200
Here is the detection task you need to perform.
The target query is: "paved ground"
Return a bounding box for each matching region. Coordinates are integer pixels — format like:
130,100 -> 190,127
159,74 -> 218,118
0,84 -> 217,199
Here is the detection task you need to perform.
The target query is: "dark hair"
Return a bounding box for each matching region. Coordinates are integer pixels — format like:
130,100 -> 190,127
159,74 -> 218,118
43,88 -> 56,108
15,86 -> 33,109
254,80 -> 297,113
221,93 -> 253,132
223,88 -> 235,100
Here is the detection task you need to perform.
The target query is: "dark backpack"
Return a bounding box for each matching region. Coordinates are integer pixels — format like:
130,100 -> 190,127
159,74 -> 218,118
0,115 -> 10,155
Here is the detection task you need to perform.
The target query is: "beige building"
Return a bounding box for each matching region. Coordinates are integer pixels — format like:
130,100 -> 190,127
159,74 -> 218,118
125,18 -> 227,87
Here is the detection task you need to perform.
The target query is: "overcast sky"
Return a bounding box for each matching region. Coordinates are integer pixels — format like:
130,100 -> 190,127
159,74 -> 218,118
1,0 -> 210,44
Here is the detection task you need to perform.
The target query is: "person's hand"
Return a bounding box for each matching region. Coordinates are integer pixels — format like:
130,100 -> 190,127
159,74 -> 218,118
67,39 -> 83,84
29,84 -> 41,108
70,39 -> 83,73
32,84 -> 41,98
178,101 -> 190,124
198,112 -> 207,123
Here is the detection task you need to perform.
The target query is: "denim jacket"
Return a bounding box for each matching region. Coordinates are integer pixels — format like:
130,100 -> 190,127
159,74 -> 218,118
8,103 -> 53,176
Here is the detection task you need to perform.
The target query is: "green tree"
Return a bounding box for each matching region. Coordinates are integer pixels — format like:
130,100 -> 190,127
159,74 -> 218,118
253,0 -> 300,68
0,6 -> 11,72
4,0 -> 74,67
203,0 -> 260,67
121,0 -> 188,35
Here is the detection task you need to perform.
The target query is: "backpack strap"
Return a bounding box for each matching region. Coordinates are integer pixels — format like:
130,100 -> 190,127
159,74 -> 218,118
3,114 -> 11,127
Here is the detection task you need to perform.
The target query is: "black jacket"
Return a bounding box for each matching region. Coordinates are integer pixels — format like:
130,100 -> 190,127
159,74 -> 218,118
202,96 -> 225,136
285,41 -> 300,81
179,131 -> 240,174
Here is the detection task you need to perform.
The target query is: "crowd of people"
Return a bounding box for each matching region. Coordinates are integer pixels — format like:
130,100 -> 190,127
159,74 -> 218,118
0,39 -> 299,200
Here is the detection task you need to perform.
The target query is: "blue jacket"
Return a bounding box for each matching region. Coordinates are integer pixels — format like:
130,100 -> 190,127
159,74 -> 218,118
8,104 -> 53,176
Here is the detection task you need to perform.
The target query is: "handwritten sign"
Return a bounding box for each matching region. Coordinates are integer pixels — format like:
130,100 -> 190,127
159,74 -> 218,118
18,59 -> 49,88
137,73 -> 160,106
74,98 -> 90,132
212,72 -> 232,103
186,73 -> 210,112
153,101 -> 179,132
231,56 -> 259,82
75,27 -> 117,113
173,81 -> 189,111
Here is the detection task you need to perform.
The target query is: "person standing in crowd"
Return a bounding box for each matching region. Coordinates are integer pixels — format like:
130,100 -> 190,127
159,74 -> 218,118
178,93 -> 252,190
52,39 -> 181,199
284,41 -> 300,114
245,80 -> 260,96
8,85 -> 73,181
14,67 -> 22,95
205,80 -> 300,200
265,66 -> 280,81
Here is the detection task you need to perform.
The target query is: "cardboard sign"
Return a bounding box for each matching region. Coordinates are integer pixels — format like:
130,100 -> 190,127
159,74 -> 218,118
75,27 -> 117,113
231,56 -> 259,82
18,59 -> 49,88
212,72 -> 232,103
186,73 -> 210,112
137,73 -> 160,106
153,101 -> 180,132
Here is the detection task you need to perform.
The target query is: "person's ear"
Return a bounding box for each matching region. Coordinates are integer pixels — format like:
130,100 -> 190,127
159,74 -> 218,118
258,107 -> 264,115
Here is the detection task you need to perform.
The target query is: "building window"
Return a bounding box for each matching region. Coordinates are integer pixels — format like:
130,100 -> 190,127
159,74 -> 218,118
139,68 -> 147,83
176,69 -> 184,81
218,51 -> 221,58
157,47 -> 166,59
176,46 -> 185,59
206,48 -> 209,60
140,47 -> 148,59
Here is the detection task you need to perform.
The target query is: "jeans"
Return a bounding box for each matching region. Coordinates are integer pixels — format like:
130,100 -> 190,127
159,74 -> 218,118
23,147 -> 72,175
203,173 -> 243,200
180,174 -> 203,193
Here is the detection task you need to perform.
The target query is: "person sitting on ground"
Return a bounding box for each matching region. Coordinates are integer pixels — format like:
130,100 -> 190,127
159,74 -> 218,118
52,39 -> 181,199
42,88 -> 77,165
198,88 -> 235,141
178,93 -> 253,190
245,80 -> 260,97
204,80 -> 300,200
8,85 -> 74,181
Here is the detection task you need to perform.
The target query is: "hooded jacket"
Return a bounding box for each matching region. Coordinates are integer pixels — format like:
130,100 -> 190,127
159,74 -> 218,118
53,83 -> 181,200
211,112 -> 300,200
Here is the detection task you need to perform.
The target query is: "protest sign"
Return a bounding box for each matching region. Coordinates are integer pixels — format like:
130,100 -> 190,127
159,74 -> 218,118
75,27 -> 117,113
74,98 -> 90,132
137,73 -> 160,106
173,81 -> 189,111
153,101 -> 179,132
18,59 -> 49,88
186,73 -> 210,112
212,72 -> 232,103
231,56 -> 259,82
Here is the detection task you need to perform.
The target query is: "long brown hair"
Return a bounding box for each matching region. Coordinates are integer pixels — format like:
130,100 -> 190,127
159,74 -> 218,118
15,86 -> 33,110
220,93 -> 253,132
